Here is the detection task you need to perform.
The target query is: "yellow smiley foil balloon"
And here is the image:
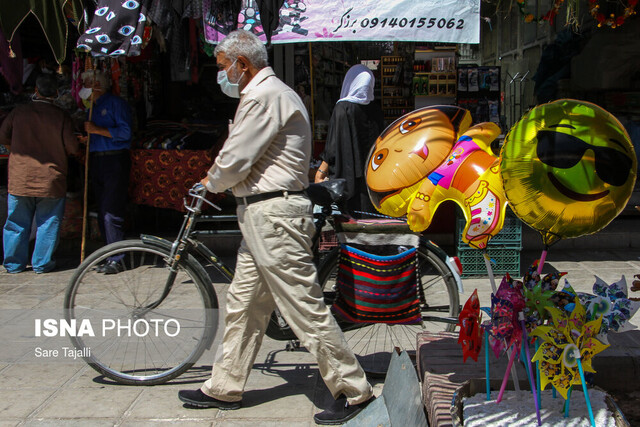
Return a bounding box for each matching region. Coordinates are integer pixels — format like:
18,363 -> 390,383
366,106 -> 472,217
501,99 -> 637,246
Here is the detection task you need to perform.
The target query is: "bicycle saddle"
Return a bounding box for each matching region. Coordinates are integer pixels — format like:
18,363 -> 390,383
306,179 -> 347,207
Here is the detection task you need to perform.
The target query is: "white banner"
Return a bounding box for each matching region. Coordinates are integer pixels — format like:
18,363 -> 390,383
204,0 -> 481,45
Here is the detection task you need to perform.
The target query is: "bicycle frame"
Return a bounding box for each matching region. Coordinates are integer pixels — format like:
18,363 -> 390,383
137,185 -> 234,313
139,184 -> 462,332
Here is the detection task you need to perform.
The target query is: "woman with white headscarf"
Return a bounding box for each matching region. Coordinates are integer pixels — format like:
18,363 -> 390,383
314,64 -> 384,214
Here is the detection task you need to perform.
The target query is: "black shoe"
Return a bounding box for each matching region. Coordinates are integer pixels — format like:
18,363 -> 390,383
102,260 -> 124,275
178,389 -> 241,410
314,395 -> 375,425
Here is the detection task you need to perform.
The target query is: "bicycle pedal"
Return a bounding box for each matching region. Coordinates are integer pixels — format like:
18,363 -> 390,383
285,340 -> 301,351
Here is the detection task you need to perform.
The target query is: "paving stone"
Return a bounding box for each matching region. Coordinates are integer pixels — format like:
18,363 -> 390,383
0,389 -> 56,418
35,388 -> 142,419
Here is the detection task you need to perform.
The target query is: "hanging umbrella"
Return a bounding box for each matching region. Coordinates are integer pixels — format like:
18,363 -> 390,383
76,0 -> 151,57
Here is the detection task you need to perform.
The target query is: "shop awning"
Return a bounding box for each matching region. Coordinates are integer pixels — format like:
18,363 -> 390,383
203,0 -> 480,45
0,0 -> 85,64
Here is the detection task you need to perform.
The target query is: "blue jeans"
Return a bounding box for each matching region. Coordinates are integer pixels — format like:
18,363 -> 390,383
3,194 -> 65,273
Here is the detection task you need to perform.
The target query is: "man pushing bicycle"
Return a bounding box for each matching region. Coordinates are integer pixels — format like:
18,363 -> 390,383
177,29 -> 375,425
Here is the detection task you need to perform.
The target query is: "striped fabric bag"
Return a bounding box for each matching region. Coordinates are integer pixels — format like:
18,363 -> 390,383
331,228 -> 422,324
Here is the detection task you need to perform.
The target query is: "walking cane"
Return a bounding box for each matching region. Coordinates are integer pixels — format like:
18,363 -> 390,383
80,67 -> 96,262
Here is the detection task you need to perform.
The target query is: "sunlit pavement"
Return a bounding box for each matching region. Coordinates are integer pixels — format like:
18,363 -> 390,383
1,245 -> 639,425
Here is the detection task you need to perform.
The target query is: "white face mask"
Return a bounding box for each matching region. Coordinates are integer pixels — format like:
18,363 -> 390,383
217,59 -> 245,98
79,87 -> 93,100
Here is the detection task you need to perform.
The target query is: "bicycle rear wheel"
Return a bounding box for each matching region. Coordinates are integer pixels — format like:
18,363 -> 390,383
64,239 -> 219,385
317,244 -> 459,376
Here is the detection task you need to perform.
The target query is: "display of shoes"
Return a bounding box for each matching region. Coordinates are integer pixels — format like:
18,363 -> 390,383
313,395 -> 375,425
178,389 -> 242,410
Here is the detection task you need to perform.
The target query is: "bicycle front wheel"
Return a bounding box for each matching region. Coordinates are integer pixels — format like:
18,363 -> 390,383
317,244 -> 459,376
64,239 -> 219,385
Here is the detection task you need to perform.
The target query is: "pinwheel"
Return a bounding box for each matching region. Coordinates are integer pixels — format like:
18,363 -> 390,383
523,282 -> 555,328
522,260 -> 566,291
551,280 -> 578,312
530,297 -> 609,399
579,276 -> 640,338
488,275 -> 525,357
457,289 -> 483,362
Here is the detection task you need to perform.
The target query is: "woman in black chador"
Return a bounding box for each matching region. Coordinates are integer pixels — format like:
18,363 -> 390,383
315,64 -> 384,215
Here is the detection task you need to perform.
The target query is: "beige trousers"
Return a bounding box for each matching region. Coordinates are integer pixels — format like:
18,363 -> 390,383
201,194 -> 372,404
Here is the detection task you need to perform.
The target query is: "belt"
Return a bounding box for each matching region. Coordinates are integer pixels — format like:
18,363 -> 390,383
90,149 -> 129,157
235,190 -> 306,206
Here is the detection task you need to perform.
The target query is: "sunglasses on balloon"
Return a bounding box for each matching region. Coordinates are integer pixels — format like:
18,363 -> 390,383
536,126 -> 632,187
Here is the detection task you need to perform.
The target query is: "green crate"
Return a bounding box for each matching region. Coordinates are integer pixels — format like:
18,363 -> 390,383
456,211 -> 522,247
456,245 -> 521,278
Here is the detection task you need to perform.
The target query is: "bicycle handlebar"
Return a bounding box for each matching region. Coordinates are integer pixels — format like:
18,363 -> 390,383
184,182 -> 221,213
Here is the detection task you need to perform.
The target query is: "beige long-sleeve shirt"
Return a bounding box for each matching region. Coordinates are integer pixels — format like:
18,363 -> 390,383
205,67 -> 312,197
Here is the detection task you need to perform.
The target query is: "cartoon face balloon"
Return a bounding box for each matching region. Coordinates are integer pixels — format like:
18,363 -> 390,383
501,99 -> 637,245
366,106 -> 472,217
366,106 -> 509,249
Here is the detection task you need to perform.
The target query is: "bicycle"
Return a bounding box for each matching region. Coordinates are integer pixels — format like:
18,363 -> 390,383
64,180 -> 462,385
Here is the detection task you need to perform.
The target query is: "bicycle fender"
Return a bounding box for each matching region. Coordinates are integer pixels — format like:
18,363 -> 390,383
140,234 -> 173,251
421,238 -> 464,294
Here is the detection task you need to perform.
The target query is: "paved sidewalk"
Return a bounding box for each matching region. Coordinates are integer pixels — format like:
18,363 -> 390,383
0,243 -> 385,427
1,244 -> 640,426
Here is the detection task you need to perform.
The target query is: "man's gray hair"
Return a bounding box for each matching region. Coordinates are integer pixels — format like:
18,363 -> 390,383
81,70 -> 111,90
214,30 -> 268,69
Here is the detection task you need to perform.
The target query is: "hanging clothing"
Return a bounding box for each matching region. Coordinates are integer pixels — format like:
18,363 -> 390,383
77,0 -> 150,57
147,0 -> 174,37
0,0 -> 84,64
174,0 -> 202,19
337,64 -> 375,105
256,0 -> 284,46
0,32 -> 23,94
202,0 -> 242,44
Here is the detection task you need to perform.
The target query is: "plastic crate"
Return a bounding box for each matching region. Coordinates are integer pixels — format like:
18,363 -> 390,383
456,245 -> 521,278
456,213 -> 522,247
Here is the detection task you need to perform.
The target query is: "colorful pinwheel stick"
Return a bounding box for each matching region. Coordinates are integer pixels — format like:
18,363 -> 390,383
496,342 -> 518,403
536,245 -> 549,275
519,312 -> 541,426
485,328 -> 491,401
483,250 -> 498,294
535,339 -> 542,407
564,386 -> 572,418
575,351 -> 596,427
